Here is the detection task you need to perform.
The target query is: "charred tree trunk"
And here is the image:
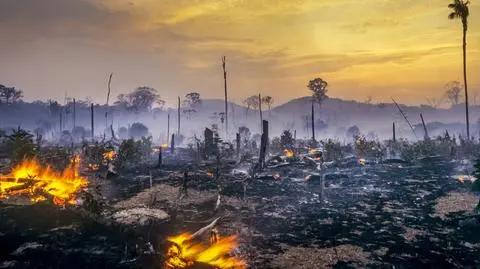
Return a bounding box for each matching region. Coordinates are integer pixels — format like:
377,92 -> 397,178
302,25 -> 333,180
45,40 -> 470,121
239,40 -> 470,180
157,146 -> 162,167
222,56 -> 228,139
258,94 -> 263,131
90,103 -> 94,141
236,132 -> 241,159
177,97 -> 181,136
259,120 -> 269,168
73,98 -> 76,128
311,102 -> 315,142
59,110 -> 63,133
204,128 -> 214,157
393,122 -> 396,142
420,113 -> 429,140
171,134 -> 175,154
167,113 -> 170,145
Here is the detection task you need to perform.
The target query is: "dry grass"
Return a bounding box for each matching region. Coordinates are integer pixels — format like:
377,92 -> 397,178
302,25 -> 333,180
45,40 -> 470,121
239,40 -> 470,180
434,191 -> 478,219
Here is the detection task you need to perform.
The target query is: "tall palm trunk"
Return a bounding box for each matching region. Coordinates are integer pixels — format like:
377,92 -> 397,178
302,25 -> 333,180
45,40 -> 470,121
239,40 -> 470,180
462,24 -> 470,139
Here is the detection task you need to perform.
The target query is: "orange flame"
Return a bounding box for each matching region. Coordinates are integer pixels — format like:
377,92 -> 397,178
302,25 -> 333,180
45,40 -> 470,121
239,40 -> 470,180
283,149 -> 294,157
164,232 -> 246,269
0,156 -> 88,206
103,150 -> 117,162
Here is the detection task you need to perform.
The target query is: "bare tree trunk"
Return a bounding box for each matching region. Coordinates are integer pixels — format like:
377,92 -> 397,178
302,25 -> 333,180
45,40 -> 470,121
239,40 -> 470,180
167,113 -> 170,145
59,110 -> 63,133
392,122 -> 396,142
177,97 -> 181,135
236,132 -> 240,159
171,134 -> 175,154
311,101 -> 315,142
91,103 -> 94,141
157,146 -> 162,167
259,120 -> 269,168
420,114 -> 429,140
258,94 -> 263,131
222,56 -> 228,139
463,26 -> 470,139
73,98 -> 76,129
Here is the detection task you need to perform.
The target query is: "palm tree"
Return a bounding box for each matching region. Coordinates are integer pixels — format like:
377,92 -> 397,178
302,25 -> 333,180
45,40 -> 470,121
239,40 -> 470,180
448,0 -> 470,138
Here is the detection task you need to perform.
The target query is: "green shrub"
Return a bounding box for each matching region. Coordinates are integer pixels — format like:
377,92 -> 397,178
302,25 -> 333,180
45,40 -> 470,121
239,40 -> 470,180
6,128 -> 37,164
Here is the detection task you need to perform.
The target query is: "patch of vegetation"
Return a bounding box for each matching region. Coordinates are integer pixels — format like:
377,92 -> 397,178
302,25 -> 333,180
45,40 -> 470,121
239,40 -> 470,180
320,139 -> 344,162
114,137 -> 152,172
354,135 -> 385,159
5,127 -> 37,164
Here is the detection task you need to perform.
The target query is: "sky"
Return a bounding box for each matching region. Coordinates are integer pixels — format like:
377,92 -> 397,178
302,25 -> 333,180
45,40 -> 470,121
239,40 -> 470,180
0,0 -> 479,107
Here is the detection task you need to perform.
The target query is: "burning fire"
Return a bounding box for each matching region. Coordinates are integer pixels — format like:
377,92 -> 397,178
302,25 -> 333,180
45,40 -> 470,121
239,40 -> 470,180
0,156 -> 88,206
103,150 -> 117,162
164,232 -> 245,269
283,149 -> 294,158
87,163 -> 99,171
162,144 -> 169,148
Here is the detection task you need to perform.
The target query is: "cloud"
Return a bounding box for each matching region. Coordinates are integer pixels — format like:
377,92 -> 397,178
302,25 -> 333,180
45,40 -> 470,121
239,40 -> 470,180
0,0 -> 135,44
274,45 -> 459,76
340,17 -> 404,33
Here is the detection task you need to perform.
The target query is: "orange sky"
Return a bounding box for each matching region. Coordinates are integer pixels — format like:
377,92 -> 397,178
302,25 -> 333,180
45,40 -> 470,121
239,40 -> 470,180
0,0 -> 479,107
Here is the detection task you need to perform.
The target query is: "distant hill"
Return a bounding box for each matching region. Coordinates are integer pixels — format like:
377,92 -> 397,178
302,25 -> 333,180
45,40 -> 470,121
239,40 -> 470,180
1,97 -> 479,141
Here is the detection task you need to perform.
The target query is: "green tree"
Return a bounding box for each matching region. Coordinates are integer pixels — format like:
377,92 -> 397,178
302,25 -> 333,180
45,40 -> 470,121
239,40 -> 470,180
448,0 -> 470,138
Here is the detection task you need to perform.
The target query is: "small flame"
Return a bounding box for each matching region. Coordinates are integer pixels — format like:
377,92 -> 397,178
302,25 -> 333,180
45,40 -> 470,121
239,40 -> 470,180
283,149 -> 294,158
103,150 -> 117,162
162,144 -> 169,148
164,232 -> 246,269
358,158 -> 366,166
88,163 -> 99,171
0,156 -> 88,206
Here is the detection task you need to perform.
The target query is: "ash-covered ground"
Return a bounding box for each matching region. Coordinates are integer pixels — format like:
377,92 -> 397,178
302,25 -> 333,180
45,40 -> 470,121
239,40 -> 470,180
1,157 -> 479,269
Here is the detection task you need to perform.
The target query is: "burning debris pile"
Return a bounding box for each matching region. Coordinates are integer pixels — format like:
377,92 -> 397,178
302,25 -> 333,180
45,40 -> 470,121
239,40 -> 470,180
165,232 -> 246,269
0,156 -> 88,206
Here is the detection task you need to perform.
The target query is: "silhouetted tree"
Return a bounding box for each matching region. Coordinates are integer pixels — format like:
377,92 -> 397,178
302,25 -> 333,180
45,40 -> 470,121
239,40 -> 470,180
0,85 -> 23,104
346,125 -> 360,140
183,92 -> 202,118
115,87 -> 162,114
262,96 -> 274,111
307,78 -> 329,141
129,122 -> 149,139
243,95 -> 259,117
448,0 -> 470,138
445,81 -> 463,106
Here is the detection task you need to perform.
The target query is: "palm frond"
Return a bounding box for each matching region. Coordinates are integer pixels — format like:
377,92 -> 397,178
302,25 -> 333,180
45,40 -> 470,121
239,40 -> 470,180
448,12 -> 458,19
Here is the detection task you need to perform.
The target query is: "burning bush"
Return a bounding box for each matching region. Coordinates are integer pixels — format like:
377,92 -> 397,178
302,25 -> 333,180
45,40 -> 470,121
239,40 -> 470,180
164,232 -> 245,269
0,156 -> 88,206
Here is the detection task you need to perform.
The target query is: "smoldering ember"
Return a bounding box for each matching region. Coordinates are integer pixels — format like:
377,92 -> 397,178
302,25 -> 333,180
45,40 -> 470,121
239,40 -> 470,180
1,1 -> 480,268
